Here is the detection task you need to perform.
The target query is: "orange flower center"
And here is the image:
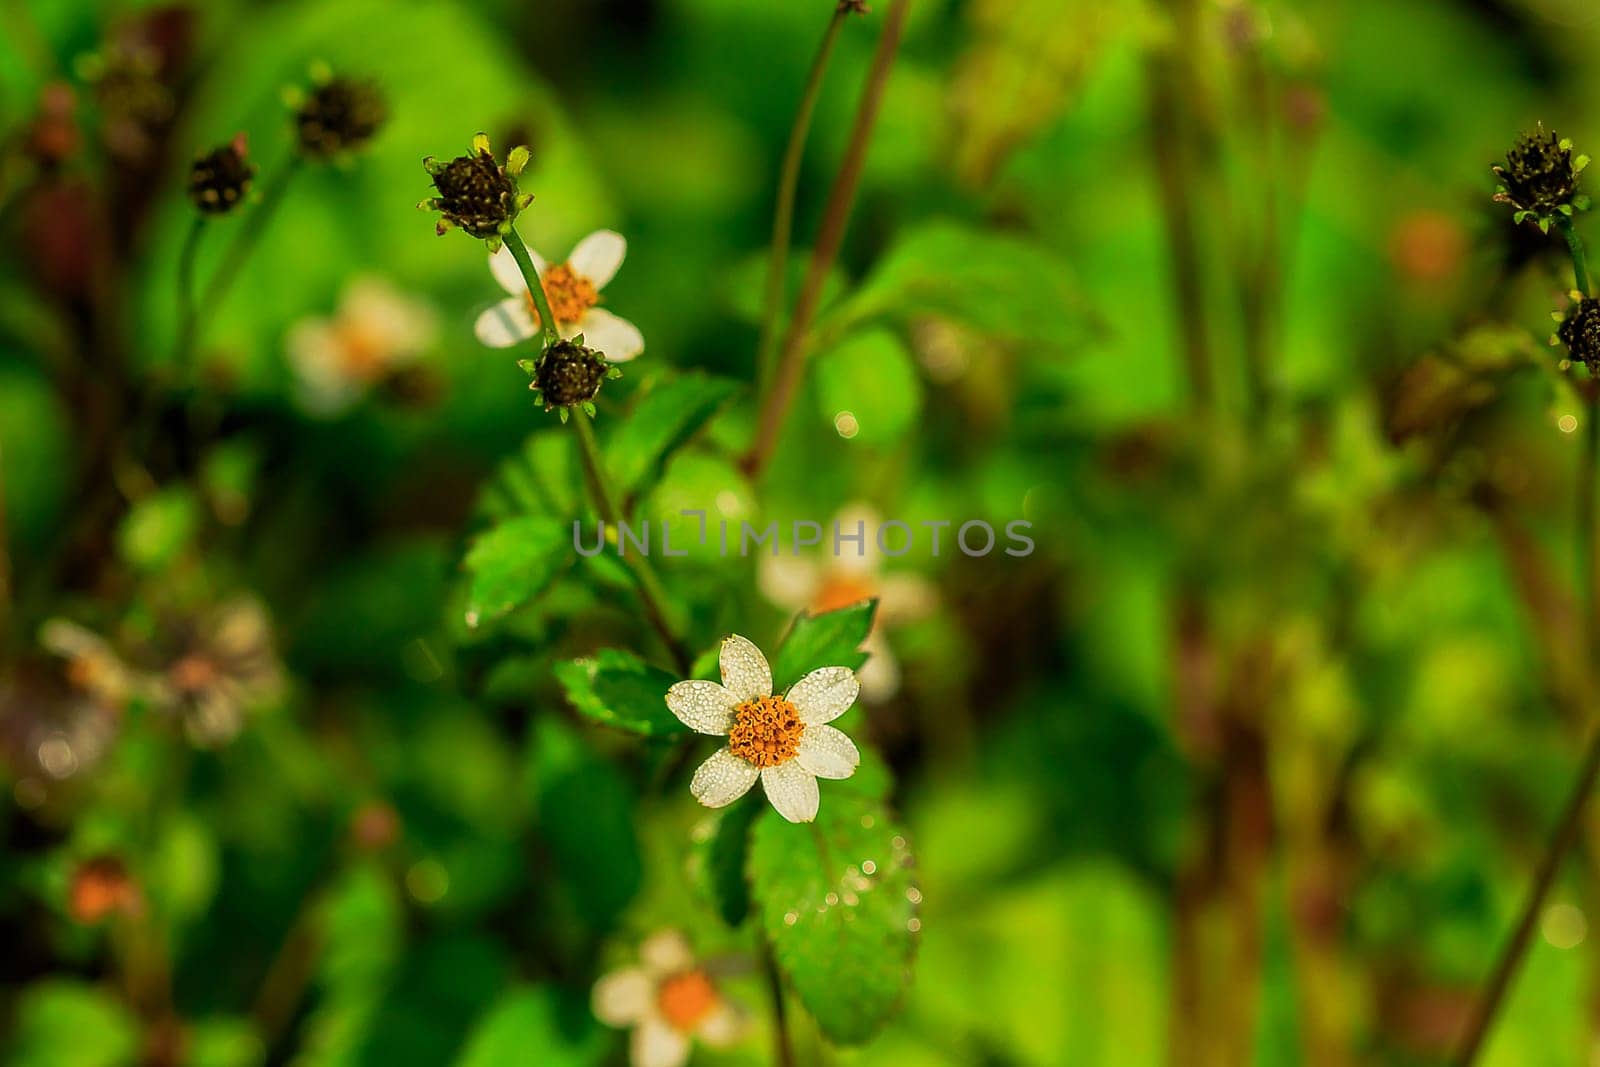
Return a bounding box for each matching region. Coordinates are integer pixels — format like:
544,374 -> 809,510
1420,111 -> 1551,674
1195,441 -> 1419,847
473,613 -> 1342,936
333,321 -> 390,382
727,695 -> 804,768
525,262 -> 598,326
812,572 -> 878,614
169,653 -> 219,694
657,970 -> 719,1032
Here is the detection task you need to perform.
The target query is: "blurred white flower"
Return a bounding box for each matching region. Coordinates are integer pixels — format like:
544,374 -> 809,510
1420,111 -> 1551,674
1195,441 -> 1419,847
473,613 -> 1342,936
759,503 -> 936,702
286,276 -> 438,414
666,634 -> 860,824
475,229 -> 643,362
592,930 -> 744,1067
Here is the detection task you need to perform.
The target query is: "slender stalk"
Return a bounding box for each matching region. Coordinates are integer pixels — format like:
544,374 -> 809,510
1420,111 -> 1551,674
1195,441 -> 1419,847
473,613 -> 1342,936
756,7 -> 851,395
0,441 -> 9,651
1560,216 -> 1591,296
1456,224 -> 1600,1061
173,216 -> 206,369
571,413 -> 690,673
198,154 -> 303,324
1453,719 -> 1600,1064
762,942 -> 797,1067
742,0 -> 911,479
501,228 -> 560,347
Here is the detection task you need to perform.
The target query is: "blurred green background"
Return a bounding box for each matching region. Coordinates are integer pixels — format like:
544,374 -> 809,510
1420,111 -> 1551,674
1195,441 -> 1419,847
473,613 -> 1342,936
5,0 -> 1600,1064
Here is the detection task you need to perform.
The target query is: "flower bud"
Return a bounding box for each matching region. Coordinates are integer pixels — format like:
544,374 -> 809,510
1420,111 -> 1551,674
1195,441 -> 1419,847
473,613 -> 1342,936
295,75 -> 386,159
419,134 -> 532,251
530,337 -> 610,414
187,134 -> 254,215
1493,124 -> 1591,232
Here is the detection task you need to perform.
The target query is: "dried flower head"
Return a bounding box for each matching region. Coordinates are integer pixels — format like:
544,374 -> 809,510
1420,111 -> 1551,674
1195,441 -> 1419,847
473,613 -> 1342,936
519,337 -> 618,420
292,70 -> 387,159
1554,293 -> 1600,375
419,133 -> 532,251
188,134 -> 254,216
1493,123 -> 1591,232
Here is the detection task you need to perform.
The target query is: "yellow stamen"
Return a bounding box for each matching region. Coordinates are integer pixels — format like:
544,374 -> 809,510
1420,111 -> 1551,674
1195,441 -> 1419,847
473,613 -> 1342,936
728,695 -> 804,768
525,262 -> 598,326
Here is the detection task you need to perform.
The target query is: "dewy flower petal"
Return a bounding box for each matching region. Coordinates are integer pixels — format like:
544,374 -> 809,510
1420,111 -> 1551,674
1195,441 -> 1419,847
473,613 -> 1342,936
591,968 -> 654,1026
761,761 -> 821,824
718,634 -> 772,703
795,723 -> 860,780
568,229 -> 627,289
474,297 -> 536,348
665,679 -> 738,734
786,665 -> 859,725
690,747 -> 760,807
573,308 -> 644,362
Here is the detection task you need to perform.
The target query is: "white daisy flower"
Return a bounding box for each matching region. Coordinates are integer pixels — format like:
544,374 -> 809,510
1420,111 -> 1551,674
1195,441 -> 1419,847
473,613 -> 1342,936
285,276 -> 438,415
758,503 -> 936,702
592,930 -> 744,1067
666,634 -> 861,824
474,229 -> 644,362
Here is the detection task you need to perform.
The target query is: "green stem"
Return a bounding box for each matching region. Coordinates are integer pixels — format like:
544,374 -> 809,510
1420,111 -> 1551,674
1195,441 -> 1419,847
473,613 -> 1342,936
742,0 -> 911,480
198,153 -> 303,326
173,216 -> 207,370
1455,390 -> 1600,1064
1560,216 -> 1591,296
501,228 -> 560,347
756,7 -> 850,396
762,942 -> 797,1067
570,413 -> 690,673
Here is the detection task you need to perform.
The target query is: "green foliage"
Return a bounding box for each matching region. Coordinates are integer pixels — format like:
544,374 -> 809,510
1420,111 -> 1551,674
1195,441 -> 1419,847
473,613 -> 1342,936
6,981 -> 141,1067
454,986 -> 601,1067
695,792 -> 764,927
771,600 -> 877,691
603,372 -> 741,499
117,486 -> 201,571
749,787 -> 919,1046
554,648 -> 687,737
814,329 -> 923,444
463,517 -> 570,626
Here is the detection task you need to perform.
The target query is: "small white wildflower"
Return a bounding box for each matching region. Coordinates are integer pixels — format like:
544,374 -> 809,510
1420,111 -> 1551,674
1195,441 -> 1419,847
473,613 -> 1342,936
285,276 -> 437,415
592,930 -> 744,1067
475,229 -> 644,362
666,634 -> 861,824
758,503 -> 936,702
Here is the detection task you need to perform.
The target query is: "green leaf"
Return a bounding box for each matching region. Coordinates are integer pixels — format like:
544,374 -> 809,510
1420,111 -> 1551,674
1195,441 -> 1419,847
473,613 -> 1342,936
829,221 -> 1091,355
554,648 -> 687,737
530,719 -> 643,928
454,986 -> 600,1067
604,372 -> 740,498
771,601 -> 877,692
117,486 -> 200,572
7,980 -> 141,1067
184,1018 -> 266,1067
721,248 -> 850,326
748,789 -> 920,1045
695,792 -> 764,926
814,329 -> 923,444
463,517 -> 570,627
479,430 -> 581,523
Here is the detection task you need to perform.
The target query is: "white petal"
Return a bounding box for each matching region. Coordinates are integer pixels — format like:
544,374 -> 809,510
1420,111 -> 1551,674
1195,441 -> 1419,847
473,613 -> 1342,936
474,297 -> 536,347
876,572 -> 938,624
719,635 -> 772,703
631,1017 -> 690,1067
761,762 -> 820,824
696,1001 -> 745,1047
757,554 -> 822,611
690,748 -> 759,808
785,666 -> 859,725
575,308 -> 644,363
665,680 -> 738,734
569,229 -> 627,289
795,724 -> 860,780
639,930 -> 695,975
856,633 -> 901,702
830,502 -> 885,576
592,968 -> 654,1026
489,242 -> 543,295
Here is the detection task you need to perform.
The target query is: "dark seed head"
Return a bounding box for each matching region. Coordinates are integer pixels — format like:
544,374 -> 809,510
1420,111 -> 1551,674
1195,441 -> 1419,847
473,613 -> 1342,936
295,77 -> 386,159
1559,297 -> 1600,373
187,135 -> 254,215
534,339 -> 608,409
1494,124 -> 1587,221
431,152 -> 515,238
